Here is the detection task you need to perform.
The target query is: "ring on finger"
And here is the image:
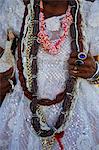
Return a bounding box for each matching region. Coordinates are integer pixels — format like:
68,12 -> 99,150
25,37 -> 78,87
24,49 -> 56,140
75,59 -> 84,66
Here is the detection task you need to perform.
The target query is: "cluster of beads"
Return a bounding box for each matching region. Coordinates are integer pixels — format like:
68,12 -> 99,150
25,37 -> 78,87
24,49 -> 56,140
17,0 -> 88,150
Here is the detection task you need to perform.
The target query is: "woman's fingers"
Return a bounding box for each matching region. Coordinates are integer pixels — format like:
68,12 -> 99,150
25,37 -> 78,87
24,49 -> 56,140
0,67 -> 13,80
68,64 -> 96,79
0,80 -> 11,89
0,67 -> 15,103
0,85 -> 11,96
0,80 -> 12,97
68,57 -> 92,67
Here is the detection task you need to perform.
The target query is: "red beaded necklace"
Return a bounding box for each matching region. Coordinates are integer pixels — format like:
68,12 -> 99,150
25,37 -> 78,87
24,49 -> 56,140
38,2 -> 73,55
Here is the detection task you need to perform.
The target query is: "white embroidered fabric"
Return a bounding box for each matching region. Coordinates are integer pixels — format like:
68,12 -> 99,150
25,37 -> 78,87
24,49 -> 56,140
84,0 -> 99,56
0,0 -> 99,150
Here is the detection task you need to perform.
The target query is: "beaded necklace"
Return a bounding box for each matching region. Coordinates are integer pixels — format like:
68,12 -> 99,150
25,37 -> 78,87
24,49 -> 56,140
38,3 -> 73,55
17,0 -> 88,149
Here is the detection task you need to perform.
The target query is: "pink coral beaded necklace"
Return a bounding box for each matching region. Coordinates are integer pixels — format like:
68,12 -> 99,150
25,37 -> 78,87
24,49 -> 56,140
37,1 -> 73,55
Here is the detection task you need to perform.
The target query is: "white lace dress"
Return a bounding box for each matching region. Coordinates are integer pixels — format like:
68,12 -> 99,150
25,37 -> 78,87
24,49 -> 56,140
0,0 -> 99,150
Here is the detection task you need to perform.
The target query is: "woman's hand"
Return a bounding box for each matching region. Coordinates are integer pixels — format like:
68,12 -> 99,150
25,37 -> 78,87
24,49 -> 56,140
68,52 -> 96,79
0,67 -> 14,105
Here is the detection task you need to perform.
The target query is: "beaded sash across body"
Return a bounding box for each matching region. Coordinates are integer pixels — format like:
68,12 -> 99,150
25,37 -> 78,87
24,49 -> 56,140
17,0 -> 89,149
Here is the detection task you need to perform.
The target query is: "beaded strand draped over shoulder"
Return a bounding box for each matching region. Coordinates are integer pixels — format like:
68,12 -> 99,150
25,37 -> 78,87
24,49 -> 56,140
0,0 -> 99,150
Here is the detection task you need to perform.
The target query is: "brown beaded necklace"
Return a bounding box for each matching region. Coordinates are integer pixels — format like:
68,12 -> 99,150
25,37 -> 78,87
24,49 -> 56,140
17,0 -> 87,138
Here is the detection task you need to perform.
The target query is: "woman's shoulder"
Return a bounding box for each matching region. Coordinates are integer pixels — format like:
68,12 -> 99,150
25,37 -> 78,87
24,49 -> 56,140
83,0 -> 99,56
0,0 -> 25,49
83,0 -> 99,27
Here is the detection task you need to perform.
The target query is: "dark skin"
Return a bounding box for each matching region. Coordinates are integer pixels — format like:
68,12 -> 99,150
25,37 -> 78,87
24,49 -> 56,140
0,0 -> 96,103
43,0 -> 69,19
0,67 -> 13,104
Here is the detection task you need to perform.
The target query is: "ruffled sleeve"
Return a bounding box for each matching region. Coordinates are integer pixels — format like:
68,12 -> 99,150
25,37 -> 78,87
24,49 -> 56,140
86,0 -> 99,56
0,0 -> 25,49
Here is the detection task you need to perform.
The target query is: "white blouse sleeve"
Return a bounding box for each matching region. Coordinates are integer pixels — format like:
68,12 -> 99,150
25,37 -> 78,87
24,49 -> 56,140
86,0 -> 99,56
0,0 -> 25,49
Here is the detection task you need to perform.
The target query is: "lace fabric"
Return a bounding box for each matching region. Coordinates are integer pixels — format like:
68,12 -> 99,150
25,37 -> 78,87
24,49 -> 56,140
0,35 -> 99,150
82,0 -> 99,56
0,0 -> 99,150
0,80 -> 99,150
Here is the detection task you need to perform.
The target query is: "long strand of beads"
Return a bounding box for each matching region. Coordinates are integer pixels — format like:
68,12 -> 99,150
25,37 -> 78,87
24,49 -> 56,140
26,6 -> 35,91
17,2 -> 86,149
41,137 -> 55,150
30,0 -> 77,139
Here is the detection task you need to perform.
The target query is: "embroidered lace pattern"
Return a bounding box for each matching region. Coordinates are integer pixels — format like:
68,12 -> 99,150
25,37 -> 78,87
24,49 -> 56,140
0,1 -> 99,150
